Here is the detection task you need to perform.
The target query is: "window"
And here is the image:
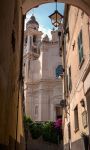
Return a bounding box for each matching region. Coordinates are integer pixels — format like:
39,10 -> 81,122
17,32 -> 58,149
33,35 -> 36,43
66,67 -> 72,94
25,36 -> 27,44
65,26 -> 70,42
82,111 -> 87,128
74,105 -> 79,131
30,36 -> 32,49
35,105 -> 38,115
68,123 -> 71,140
32,47 -> 37,53
68,66 -> 72,92
66,74 -> 69,96
77,30 -> 84,65
28,60 -> 30,76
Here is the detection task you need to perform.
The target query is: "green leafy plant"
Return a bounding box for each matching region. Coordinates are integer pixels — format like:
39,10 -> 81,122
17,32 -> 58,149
24,116 -> 63,144
42,121 -> 58,144
29,122 -> 42,139
24,115 -> 33,129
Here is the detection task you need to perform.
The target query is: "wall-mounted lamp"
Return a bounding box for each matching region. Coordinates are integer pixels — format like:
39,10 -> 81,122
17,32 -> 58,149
56,65 -> 65,78
48,0 -> 63,28
60,99 -> 70,116
60,99 -> 67,108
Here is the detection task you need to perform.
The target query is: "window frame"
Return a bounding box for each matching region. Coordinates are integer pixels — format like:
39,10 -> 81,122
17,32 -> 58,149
68,66 -> 72,92
77,29 -> 84,68
68,123 -> 71,140
74,105 -> 79,132
33,35 -> 37,43
35,105 -> 38,116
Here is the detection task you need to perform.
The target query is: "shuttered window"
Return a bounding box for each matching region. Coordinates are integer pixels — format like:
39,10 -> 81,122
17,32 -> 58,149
69,66 -> 72,92
66,74 -> 69,95
68,123 -> 71,140
74,105 -> 79,131
78,30 -> 84,64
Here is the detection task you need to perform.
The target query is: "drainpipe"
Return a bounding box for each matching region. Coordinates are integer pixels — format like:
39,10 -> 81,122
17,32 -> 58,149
15,11 -> 25,150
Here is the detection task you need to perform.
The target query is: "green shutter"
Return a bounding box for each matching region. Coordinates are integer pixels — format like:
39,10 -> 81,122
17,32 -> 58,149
66,74 -> 69,94
78,30 -> 83,64
78,36 -> 81,63
69,66 -> 72,92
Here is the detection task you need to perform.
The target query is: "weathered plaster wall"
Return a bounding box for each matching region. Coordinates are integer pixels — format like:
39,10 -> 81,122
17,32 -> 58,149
0,0 -> 25,149
64,6 -> 90,149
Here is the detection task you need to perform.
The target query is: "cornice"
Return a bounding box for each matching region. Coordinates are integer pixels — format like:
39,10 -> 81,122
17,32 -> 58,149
25,78 -> 62,85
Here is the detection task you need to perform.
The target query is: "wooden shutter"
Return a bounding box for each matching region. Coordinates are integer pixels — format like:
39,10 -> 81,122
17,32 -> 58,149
78,30 -> 83,64
69,66 -> 72,92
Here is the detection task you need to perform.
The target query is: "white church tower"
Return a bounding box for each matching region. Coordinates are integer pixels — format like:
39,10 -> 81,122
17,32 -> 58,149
23,15 -> 63,121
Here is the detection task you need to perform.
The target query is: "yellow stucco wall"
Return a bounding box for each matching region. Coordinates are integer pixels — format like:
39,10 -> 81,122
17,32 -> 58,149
0,0 -> 25,149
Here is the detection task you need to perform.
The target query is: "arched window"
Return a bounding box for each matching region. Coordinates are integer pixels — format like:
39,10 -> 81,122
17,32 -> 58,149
33,35 -> 36,43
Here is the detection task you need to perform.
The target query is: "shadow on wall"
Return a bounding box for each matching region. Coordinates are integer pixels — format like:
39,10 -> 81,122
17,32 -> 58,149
64,135 -> 89,150
0,135 -> 25,150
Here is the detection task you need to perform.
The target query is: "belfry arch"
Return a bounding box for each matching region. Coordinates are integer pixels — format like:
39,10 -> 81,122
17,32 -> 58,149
22,0 -> 90,15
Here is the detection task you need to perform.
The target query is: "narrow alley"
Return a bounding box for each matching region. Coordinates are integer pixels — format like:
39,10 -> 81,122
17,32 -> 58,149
0,0 -> 90,150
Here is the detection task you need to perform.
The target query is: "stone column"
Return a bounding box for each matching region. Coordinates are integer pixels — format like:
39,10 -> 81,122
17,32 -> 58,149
27,35 -> 30,52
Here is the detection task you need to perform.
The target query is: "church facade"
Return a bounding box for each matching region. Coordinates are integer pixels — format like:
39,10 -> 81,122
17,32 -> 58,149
23,15 -> 63,121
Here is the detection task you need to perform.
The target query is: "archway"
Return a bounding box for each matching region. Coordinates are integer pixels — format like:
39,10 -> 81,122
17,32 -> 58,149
23,1 -> 90,150
22,0 -> 90,15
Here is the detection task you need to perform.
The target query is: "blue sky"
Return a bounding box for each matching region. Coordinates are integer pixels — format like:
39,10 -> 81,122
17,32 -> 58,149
25,3 -> 64,39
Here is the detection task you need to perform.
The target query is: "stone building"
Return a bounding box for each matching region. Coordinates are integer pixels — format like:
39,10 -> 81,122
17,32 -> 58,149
23,15 -> 63,121
63,5 -> 90,150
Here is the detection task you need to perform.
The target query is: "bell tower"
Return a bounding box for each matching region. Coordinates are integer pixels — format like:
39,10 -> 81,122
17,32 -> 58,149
24,15 -> 43,60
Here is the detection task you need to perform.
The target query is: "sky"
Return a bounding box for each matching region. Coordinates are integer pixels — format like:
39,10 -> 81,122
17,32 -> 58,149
25,3 -> 65,39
